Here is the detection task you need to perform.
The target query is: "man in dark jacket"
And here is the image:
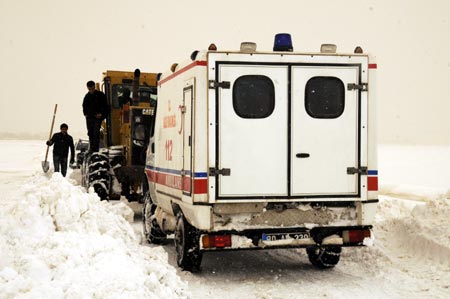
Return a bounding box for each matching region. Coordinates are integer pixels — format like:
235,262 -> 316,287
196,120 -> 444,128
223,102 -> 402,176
82,80 -> 108,153
46,123 -> 75,177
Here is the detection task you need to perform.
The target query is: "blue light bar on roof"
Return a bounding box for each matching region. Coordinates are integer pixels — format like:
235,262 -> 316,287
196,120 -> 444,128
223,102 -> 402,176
273,33 -> 293,52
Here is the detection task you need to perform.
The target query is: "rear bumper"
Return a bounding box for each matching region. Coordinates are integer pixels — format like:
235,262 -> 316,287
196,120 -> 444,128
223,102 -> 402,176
199,225 -> 373,251
176,200 -> 378,231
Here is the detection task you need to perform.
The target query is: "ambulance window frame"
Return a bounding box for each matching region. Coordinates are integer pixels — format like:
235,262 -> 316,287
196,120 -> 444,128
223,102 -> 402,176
232,75 -> 275,119
305,76 -> 345,119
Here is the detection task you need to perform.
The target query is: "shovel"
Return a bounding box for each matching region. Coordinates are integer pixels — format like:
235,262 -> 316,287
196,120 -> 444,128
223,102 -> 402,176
42,104 -> 58,172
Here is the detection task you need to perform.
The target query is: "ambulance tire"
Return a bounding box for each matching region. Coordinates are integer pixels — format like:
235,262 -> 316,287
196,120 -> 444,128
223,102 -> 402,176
174,212 -> 202,272
306,246 -> 341,269
142,191 -> 167,244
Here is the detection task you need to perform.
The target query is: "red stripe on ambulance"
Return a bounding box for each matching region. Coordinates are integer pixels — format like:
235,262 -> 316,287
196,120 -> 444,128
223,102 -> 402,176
368,176 -> 378,191
158,61 -> 207,86
146,169 -> 208,194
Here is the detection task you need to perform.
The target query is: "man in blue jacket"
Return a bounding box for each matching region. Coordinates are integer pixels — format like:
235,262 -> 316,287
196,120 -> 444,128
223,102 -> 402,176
82,80 -> 108,153
46,123 -> 75,177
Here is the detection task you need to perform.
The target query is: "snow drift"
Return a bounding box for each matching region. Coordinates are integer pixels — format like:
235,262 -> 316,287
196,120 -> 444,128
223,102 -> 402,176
376,195 -> 450,268
0,173 -> 190,299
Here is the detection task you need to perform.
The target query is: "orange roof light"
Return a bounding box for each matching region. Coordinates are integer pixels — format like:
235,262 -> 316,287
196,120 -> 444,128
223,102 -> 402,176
208,43 -> 217,51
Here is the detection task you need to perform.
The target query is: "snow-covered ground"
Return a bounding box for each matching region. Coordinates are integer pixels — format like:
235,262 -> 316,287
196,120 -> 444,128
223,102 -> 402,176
0,141 -> 449,298
0,140 -> 189,299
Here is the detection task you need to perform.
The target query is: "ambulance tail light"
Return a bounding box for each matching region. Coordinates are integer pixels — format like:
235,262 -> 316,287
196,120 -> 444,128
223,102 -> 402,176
273,33 -> 293,52
202,235 -> 232,249
342,229 -> 371,244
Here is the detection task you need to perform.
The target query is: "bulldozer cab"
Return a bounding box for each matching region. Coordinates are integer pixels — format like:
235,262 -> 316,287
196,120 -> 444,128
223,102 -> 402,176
102,70 -> 158,167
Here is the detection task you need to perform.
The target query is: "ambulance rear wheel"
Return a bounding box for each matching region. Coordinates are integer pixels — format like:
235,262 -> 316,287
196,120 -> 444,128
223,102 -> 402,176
142,191 -> 167,244
174,212 -> 202,272
306,246 -> 341,269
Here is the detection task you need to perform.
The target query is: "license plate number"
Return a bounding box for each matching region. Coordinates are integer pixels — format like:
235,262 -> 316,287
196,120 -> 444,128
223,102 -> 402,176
262,232 -> 310,241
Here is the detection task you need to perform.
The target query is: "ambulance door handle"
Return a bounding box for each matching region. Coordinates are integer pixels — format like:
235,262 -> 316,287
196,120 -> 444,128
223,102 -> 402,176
296,153 -> 310,158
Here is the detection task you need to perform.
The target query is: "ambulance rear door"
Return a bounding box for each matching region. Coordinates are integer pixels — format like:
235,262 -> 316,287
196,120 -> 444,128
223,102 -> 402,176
291,65 -> 361,196
215,64 -> 289,198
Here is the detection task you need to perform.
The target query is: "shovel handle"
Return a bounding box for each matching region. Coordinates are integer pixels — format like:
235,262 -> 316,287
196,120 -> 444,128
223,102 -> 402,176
44,104 -> 58,161
48,104 -> 58,139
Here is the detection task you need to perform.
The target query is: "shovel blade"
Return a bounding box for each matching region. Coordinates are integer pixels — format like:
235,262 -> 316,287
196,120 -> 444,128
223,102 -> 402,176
42,161 -> 50,173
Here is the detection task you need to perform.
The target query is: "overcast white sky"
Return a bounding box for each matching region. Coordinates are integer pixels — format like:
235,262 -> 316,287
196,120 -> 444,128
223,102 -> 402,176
0,0 -> 449,144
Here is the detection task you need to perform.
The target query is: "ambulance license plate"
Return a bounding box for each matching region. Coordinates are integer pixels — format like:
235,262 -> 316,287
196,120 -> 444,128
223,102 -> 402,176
262,231 -> 310,241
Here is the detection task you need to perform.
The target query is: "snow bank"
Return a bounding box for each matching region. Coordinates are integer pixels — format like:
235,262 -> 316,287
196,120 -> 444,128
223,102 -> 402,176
375,196 -> 450,268
0,173 -> 190,299
380,184 -> 449,202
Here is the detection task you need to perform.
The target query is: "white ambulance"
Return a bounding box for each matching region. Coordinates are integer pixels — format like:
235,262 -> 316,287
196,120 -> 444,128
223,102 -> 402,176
143,34 -> 378,271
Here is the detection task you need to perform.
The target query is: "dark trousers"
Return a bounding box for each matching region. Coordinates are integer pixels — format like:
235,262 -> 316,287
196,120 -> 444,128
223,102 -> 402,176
53,154 -> 68,177
86,117 -> 102,153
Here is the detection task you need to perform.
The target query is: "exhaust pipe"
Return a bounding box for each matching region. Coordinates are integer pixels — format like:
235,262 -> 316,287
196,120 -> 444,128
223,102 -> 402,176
132,69 -> 140,106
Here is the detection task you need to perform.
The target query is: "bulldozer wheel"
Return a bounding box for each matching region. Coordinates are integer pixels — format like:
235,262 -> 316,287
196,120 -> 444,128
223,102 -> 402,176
86,153 -> 110,200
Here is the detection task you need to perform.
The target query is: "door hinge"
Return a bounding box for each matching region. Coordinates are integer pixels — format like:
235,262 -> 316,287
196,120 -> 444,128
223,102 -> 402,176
209,80 -> 230,89
209,167 -> 231,176
347,166 -> 368,175
347,83 -> 368,91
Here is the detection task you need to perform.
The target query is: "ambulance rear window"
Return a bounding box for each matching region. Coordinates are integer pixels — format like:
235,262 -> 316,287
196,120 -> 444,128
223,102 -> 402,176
305,76 -> 345,119
233,75 -> 275,119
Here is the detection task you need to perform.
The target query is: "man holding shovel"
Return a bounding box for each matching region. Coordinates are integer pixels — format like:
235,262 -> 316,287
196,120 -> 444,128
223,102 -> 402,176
46,123 -> 75,177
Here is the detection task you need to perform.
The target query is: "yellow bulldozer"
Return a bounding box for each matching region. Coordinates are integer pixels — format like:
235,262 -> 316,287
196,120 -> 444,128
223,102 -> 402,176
80,69 -> 158,201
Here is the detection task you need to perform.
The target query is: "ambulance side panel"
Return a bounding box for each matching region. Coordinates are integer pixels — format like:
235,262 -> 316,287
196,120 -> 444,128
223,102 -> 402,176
191,62 -> 209,204
362,61 -> 378,225
149,61 -> 211,229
